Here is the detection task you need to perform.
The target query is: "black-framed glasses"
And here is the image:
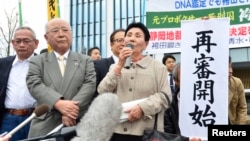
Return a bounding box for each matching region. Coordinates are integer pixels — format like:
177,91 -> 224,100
13,39 -> 34,45
113,38 -> 124,43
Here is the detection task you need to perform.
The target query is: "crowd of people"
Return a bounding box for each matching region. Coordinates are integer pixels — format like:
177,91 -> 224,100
0,17 -> 249,141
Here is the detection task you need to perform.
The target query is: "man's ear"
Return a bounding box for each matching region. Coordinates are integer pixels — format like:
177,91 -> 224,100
44,34 -> 49,44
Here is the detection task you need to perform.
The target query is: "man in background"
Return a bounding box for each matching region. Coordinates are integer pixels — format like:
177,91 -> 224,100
94,29 -> 125,95
88,46 -> 101,60
162,54 -> 176,94
228,56 -> 248,124
40,48 -> 48,54
0,26 -> 39,141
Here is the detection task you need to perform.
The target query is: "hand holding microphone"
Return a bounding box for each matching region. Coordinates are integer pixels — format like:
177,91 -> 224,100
114,43 -> 133,75
5,104 -> 49,137
124,43 -> 134,69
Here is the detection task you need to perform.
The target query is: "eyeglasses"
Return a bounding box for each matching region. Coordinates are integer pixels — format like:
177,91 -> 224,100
113,38 -> 124,43
13,39 -> 34,45
47,27 -> 71,34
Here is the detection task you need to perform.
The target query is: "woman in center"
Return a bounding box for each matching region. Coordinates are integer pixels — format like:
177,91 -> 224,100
97,22 -> 172,141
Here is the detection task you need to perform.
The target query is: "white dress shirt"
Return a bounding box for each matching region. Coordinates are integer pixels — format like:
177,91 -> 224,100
112,54 -> 119,64
5,56 -> 36,109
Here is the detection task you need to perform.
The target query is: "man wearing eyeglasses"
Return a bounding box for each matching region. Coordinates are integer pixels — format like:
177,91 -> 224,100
26,18 -> 96,138
93,29 -> 125,97
0,26 -> 39,141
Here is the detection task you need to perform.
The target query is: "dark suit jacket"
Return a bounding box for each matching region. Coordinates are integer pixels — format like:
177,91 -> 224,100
0,56 -> 16,127
26,51 -> 96,137
164,86 -> 179,134
93,56 -> 115,96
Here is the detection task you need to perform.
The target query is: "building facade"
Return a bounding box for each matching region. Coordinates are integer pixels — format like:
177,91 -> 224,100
67,1 -> 250,114
69,0 -> 146,57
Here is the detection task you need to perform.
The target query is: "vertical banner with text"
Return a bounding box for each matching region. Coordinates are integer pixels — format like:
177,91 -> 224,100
179,18 -> 230,140
47,0 -> 60,52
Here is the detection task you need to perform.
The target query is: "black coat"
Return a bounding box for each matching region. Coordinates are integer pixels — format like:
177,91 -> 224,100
0,56 -> 16,128
93,57 -> 115,97
164,86 -> 180,134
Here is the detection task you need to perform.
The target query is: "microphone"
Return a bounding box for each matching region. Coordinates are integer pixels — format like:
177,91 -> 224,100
124,43 -> 134,69
71,93 -> 122,141
5,104 -> 49,137
19,126 -> 76,141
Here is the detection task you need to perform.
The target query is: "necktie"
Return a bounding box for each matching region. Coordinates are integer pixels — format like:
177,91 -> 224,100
169,73 -> 174,94
58,56 -> 65,76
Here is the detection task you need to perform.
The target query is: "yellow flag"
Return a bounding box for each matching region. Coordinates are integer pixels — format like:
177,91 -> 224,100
47,0 -> 60,52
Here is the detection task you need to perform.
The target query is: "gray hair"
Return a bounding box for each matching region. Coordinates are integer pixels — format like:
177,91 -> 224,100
172,62 -> 180,81
14,26 -> 36,39
45,18 -> 71,33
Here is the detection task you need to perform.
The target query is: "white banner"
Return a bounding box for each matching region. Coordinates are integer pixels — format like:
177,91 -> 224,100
179,18 -> 230,140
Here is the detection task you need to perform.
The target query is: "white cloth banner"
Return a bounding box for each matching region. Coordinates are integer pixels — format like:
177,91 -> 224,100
179,18 -> 230,140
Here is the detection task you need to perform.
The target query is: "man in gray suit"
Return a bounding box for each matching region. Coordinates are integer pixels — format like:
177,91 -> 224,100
26,18 -> 96,138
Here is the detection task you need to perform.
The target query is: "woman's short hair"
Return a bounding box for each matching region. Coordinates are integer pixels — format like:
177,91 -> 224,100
125,22 -> 150,41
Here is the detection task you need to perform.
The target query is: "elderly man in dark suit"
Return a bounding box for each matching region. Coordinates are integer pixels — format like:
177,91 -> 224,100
94,29 -> 125,96
26,18 -> 96,138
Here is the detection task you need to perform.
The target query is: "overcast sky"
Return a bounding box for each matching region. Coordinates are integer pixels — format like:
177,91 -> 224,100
0,0 -> 50,54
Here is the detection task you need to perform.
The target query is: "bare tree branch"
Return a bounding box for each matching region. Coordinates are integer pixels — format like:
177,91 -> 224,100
0,8 -> 19,57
